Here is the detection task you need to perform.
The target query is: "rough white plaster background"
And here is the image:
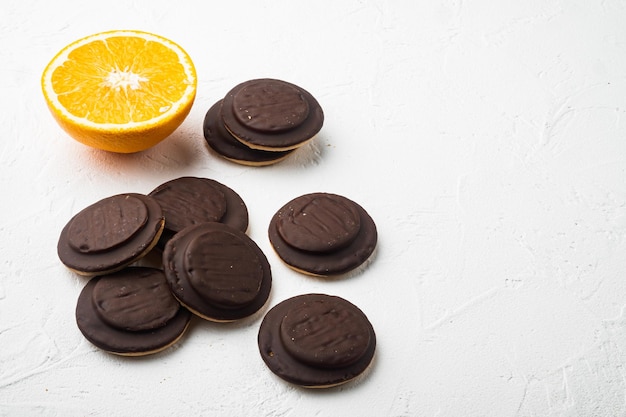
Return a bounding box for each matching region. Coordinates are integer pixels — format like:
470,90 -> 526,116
1,0 -> 625,416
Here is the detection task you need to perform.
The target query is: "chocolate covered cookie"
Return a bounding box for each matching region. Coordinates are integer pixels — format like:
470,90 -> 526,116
258,293 -> 376,388
268,193 -> 377,276
57,193 -> 164,276
148,176 -> 248,246
203,100 -> 294,166
221,79 -> 324,152
163,222 -> 272,322
75,267 -> 191,356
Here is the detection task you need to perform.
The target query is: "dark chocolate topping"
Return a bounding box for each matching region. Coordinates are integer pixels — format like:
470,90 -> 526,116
149,177 -> 227,231
76,269 -> 191,356
203,100 -> 294,165
258,294 -> 376,387
67,195 -> 148,253
279,296 -> 372,368
276,193 -> 361,253
222,79 -> 324,151
58,193 -> 164,276
92,267 -> 180,332
232,80 -> 309,133
184,227 -> 263,309
163,222 -> 272,321
149,177 -> 249,246
268,193 -> 377,276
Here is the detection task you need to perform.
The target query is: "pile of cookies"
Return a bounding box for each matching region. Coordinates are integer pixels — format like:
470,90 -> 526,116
60,78 -> 380,388
203,78 -> 324,166
59,177 -> 270,354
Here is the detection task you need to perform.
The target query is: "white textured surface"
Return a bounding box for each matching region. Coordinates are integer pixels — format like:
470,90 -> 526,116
1,1 -> 626,416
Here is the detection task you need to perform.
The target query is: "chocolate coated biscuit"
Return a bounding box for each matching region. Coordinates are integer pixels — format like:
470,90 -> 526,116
57,193 -> 164,276
268,193 -> 377,276
221,79 -> 324,151
92,268 -> 180,332
203,100 -> 294,166
76,267 -> 191,356
258,293 -> 376,388
163,222 -> 272,322
149,176 -> 248,246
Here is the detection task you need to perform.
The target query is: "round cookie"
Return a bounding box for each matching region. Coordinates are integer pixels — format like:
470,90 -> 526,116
162,222 -> 272,322
221,79 -> 324,152
203,100 -> 294,166
148,176 -> 248,246
268,193 -> 377,276
57,193 -> 165,276
258,293 -> 376,388
75,267 -> 192,356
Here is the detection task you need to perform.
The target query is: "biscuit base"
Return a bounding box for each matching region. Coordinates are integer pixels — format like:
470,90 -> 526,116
108,319 -> 191,357
273,245 -> 377,279
173,295 -> 270,324
297,357 -> 376,389
217,152 -> 293,167
225,122 -> 318,152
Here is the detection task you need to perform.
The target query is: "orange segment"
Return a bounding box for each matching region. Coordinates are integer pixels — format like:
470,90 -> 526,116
41,30 -> 197,153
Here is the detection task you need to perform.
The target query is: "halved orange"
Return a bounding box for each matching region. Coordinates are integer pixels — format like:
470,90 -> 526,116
41,30 -> 197,153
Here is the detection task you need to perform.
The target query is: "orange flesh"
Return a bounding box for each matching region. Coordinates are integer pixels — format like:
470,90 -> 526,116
50,36 -> 189,124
